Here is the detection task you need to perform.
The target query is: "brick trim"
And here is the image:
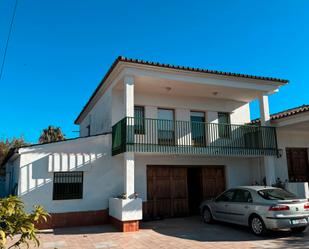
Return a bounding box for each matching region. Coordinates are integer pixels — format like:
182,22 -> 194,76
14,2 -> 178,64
36,210 -> 109,229
109,215 -> 139,232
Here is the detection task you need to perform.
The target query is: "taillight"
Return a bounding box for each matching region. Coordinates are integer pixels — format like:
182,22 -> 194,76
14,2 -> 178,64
304,203 -> 309,210
269,205 -> 290,211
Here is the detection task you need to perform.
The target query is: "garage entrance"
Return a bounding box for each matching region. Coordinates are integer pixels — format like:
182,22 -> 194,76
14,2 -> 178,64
144,165 -> 225,219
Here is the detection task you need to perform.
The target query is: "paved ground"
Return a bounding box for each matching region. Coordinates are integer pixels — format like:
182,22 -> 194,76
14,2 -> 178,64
7,216 -> 309,249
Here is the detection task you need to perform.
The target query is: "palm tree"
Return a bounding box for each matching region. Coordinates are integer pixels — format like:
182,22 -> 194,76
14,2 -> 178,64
39,126 -> 65,144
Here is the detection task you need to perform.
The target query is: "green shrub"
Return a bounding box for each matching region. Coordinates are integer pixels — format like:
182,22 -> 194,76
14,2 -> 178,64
0,196 -> 49,249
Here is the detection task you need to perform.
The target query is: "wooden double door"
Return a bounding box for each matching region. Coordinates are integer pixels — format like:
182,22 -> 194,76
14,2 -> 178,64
144,165 -> 225,219
286,148 -> 309,182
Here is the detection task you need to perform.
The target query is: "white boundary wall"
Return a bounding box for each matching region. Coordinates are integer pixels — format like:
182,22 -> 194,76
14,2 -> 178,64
13,134 -> 123,213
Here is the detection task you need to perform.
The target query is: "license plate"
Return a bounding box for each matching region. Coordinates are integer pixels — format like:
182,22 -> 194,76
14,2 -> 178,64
291,218 -> 308,225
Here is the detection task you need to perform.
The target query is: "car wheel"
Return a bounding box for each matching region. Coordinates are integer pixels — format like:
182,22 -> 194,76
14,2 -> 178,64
202,207 -> 213,224
250,215 -> 267,236
291,226 -> 307,233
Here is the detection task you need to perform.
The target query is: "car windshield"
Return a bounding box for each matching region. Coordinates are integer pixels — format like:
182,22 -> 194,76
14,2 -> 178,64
258,188 -> 298,200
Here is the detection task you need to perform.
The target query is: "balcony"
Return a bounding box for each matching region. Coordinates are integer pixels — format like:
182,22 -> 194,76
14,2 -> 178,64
112,117 -> 278,157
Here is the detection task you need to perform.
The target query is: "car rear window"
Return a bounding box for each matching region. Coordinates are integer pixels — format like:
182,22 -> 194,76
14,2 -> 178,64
258,188 -> 298,200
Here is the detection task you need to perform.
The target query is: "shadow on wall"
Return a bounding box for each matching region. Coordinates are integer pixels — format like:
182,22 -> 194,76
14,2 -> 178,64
15,135 -> 125,214
18,149 -> 110,199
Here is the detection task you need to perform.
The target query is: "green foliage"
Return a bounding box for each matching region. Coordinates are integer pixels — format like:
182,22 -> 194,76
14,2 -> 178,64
0,138 -> 29,176
0,196 -> 49,249
39,126 -> 65,144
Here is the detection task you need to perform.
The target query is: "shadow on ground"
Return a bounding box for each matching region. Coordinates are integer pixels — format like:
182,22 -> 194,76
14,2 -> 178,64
141,216 -> 308,248
35,216 -> 308,249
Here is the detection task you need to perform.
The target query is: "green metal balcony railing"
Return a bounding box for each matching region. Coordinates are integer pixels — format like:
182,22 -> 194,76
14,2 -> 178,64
112,117 -> 278,156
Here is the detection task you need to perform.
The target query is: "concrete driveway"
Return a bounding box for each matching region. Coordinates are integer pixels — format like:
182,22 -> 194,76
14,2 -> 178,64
7,216 -> 309,248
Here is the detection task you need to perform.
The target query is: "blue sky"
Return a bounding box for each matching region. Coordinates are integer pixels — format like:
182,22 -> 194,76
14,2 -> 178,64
0,0 -> 308,143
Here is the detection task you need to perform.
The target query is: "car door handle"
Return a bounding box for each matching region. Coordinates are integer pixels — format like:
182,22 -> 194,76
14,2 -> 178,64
225,204 -> 229,207
244,206 -> 249,209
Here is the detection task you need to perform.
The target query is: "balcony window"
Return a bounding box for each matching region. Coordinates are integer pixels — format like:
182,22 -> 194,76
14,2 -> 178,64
218,112 -> 231,138
53,172 -> 83,200
86,125 -> 91,136
158,109 -> 175,145
190,111 -> 206,146
134,106 -> 145,134
86,115 -> 92,136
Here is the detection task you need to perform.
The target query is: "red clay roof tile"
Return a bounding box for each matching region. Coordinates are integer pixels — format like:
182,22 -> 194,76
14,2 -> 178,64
251,104 -> 309,124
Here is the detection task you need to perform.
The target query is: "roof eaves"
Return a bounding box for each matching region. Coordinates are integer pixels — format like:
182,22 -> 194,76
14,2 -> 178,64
251,104 -> 309,124
75,56 -> 289,124
18,132 -> 111,150
74,57 -> 123,124
118,56 -> 289,83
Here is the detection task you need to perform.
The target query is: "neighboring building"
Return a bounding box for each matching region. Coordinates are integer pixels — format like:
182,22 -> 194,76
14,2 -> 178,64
3,56 -> 307,231
252,105 -> 309,197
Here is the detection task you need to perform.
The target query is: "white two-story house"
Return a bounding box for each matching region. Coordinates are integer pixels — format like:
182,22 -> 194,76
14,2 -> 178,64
5,56 -> 303,232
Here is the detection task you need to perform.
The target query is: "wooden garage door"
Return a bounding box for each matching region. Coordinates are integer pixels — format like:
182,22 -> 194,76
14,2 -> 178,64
144,166 -> 226,219
286,148 -> 309,182
201,166 -> 226,200
145,166 -> 189,218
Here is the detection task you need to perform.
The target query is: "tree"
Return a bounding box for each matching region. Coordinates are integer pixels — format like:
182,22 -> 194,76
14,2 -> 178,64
0,196 -> 49,249
38,126 -> 65,144
0,138 -> 29,176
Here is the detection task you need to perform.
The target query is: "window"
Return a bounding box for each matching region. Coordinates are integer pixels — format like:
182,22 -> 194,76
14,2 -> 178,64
218,112 -> 231,138
134,106 -> 145,134
232,189 -> 253,203
244,126 -> 263,149
53,172 -> 83,200
86,125 -> 91,137
190,111 -> 206,146
86,115 -> 92,136
216,189 -> 235,202
157,108 -> 175,145
258,188 -> 297,200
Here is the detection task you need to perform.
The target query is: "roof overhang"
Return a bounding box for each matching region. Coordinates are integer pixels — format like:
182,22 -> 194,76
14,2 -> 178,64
251,105 -> 309,127
74,57 -> 289,124
274,111 -> 309,132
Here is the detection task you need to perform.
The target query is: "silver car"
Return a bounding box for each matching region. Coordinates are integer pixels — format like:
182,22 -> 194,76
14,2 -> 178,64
200,186 -> 309,236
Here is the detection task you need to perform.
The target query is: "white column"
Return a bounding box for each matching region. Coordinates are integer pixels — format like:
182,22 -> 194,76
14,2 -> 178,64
259,94 -> 276,185
123,75 -> 135,197
264,156 -> 276,186
145,106 -> 157,144
175,109 -> 191,146
124,75 -> 134,117
207,111 -> 218,144
124,152 -> 135,197
259,95 -> 270,126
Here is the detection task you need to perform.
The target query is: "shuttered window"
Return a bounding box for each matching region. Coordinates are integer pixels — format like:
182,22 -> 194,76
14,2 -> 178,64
53,172 -> 83,200
190,111 -> 206,146
218,112 -> 231,138
157,109 -> 175,145
134,106 -> 145,134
